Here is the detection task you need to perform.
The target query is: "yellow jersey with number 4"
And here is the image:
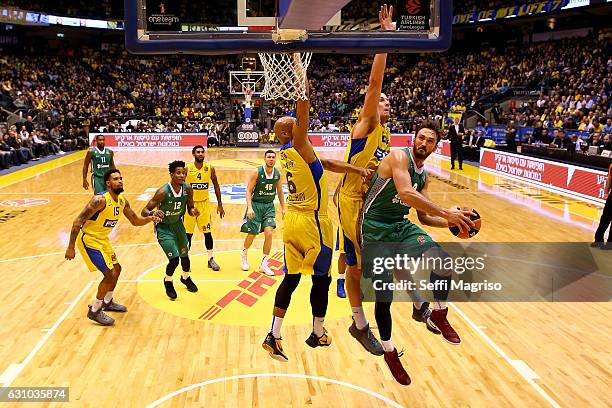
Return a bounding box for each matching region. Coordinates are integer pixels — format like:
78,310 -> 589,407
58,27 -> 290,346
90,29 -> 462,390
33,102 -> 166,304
280,142 -> 328,214
186,161 -> 211,202
82,191 -> 125,240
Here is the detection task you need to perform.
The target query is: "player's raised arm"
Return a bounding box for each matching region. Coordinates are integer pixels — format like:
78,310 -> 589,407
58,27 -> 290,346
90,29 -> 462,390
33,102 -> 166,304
245,169 -> 258,219
210,166 -> 225,218
386,151 -> 473,232
291,54 -> 317,164
123,198 -> 156,226
352,4 -> 395,139
65,195 -> 106,259
82,149 -> 92,190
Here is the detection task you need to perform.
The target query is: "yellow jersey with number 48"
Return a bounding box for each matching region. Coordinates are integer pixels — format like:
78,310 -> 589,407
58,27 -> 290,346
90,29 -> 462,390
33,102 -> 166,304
186,161 -> 211,202
81,191 -> 125,240
280,142 -> 328,214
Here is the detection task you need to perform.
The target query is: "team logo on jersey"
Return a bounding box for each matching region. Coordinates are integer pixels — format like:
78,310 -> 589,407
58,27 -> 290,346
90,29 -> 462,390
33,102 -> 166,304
103,219 -> 118,228
417,236 -> 426,245
392,193 -> 409,207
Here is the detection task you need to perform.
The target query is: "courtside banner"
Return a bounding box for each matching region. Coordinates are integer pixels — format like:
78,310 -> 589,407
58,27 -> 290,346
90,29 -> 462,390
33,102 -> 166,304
89,133 -> 207,149
308,133 -> 415,148
480,148 -> 607,203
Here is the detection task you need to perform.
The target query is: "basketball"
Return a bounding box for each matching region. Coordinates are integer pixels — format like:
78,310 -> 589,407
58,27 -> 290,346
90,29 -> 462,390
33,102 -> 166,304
449,207 -> 481,239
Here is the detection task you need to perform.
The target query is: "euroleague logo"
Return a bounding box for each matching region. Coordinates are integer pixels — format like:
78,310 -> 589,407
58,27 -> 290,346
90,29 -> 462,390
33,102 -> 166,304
0,198 -> 49,207
406,0 -> 423,14
237,131 -> 259,141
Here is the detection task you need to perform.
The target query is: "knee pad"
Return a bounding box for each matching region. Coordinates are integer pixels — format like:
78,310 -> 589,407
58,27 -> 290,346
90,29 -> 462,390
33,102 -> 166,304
180,256 -> 190,272
166,257 -> 180,276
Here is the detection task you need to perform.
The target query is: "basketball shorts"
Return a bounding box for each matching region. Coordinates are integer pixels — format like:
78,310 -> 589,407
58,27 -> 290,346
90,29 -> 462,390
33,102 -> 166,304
155,222 -> 190,259
77,231 -> 118,272
92,175 -> 106,194
338,194 -> 362,268
283,209 -> 333,276
241,201 -> 276,235
335,226 -> 345,254
361,218 -> 436,246
183,200 -> 212,234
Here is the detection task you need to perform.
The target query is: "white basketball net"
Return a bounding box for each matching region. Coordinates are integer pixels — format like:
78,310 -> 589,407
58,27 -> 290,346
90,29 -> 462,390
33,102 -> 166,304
258,52 -> 312,101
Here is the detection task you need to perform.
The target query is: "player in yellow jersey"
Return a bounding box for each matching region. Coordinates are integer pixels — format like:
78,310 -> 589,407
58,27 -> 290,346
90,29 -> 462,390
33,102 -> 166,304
337,5 -> 435,355
262,55 -> 372,362
183,145 -> 225,271
65,169 -> 160,326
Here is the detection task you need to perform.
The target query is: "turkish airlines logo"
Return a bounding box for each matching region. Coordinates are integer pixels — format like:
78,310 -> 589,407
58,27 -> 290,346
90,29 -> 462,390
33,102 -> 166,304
406,0 -> 422,14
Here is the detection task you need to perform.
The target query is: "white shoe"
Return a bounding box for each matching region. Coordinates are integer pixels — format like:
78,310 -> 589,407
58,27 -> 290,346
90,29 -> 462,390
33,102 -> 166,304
259,261 -> 275,276
240,252 -> 249,271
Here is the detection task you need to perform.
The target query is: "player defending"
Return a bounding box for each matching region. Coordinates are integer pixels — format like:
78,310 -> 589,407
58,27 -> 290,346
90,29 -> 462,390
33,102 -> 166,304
339,5 -> 396,355
83,134 -> 115,194
143,161 -> 199,300
184,145 -> 225,271
240,150 -> 286,275
65,169 -> 158,326
361,122 -> 474,384
262,55 -> 372,362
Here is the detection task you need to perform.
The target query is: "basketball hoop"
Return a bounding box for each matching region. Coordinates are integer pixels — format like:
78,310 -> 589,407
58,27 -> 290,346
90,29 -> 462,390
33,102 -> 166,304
258,51 -> 312,101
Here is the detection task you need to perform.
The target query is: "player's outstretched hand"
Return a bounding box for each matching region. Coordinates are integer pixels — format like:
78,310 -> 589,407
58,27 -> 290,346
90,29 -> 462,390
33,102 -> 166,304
154,210 -> 165,220
247,207 -> 255,220
82,179 -> 89,190
445,207 -> 475,234
217,204 -> 225,219
379,4 -> 395,31
65,247 -> 75,260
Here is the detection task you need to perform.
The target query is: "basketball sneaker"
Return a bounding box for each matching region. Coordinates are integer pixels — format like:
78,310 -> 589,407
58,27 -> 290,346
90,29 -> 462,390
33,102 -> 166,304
87,306 -> 115,326
411,302 -> 441,335
164,279 -> 177,300
383,348 -> 411,386
427,308 -> 461,345
349,320 -> 384,356
180,276 -> 198,292
259,261 -> 275,276
102,299 -> 127,312
336,277 -> 346,298
590,241 -> 604,248
240,252 -> 249,271
262,332 -> 288,362
305,328 -> 332,348
208,257 -> 220,271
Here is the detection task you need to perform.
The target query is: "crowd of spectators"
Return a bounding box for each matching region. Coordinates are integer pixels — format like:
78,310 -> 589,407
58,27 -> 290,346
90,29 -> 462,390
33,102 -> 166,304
0,33 -> 609,170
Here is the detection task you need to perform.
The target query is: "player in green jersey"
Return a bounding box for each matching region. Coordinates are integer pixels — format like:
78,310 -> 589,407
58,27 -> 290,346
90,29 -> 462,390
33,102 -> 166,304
83,135 -> 115,194
361,122 -> 475,385
142,160 -> 199,300
240,150 -> 286,275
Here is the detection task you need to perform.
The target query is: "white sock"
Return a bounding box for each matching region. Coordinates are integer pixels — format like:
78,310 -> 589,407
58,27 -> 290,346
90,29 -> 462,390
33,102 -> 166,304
381,339 -> 394,352
433,301 -> 447,310
182,271 -> 190,280
242,248 -> 248,256
413,301 -> 424,310
271,316 -> 284,338
91,298 -> 103,312
103,291 -> 113,303
208,250 -> 214,260
164,275 -> 173,282
338,274 -> 345,281
313,316 -> 325,337
261,255 -> 269,266
352,306 -> 368,330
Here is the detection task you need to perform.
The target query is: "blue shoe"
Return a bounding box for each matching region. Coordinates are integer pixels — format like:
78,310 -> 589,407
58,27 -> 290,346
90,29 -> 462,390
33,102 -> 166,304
337,278 -> 346,298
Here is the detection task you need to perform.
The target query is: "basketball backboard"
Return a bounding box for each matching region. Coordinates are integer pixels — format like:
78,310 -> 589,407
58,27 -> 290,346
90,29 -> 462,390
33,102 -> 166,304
125,0 -> 452,54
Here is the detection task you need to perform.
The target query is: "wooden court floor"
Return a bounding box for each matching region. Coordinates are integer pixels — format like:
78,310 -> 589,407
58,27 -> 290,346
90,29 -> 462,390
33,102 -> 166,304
0,148 -> 609,407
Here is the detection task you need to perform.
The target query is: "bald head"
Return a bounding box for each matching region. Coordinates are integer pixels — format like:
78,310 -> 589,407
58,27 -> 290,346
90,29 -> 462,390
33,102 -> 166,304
274,116 -> 296,144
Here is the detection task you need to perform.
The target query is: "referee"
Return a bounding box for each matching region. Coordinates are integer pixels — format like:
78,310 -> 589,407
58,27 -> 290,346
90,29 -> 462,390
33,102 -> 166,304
592,163 -> 612,248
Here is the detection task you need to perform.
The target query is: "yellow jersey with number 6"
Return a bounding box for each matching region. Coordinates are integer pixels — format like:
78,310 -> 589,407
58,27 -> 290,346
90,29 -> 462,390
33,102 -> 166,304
186,161 -> 211,202
81,191 -> 125,240
280,142 -> 328,214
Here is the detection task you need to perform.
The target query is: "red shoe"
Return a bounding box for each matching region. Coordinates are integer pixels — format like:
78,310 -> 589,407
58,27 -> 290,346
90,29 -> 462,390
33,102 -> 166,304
428,308 -> 461,345
383,349 -> 411,386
